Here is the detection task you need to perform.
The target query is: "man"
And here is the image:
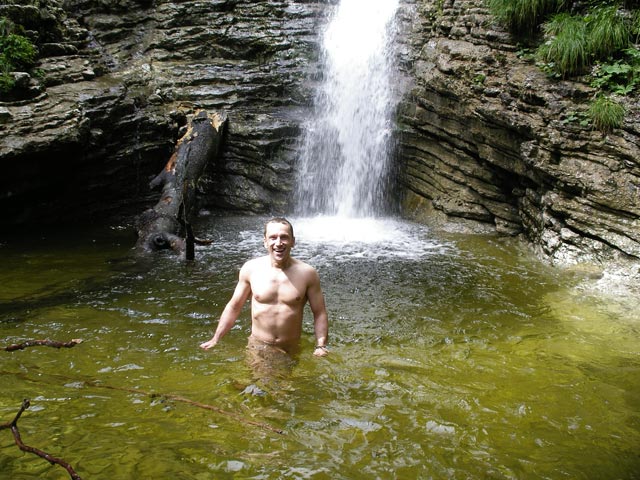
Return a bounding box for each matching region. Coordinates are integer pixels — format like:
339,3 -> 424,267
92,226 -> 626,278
199,217 -> 329,358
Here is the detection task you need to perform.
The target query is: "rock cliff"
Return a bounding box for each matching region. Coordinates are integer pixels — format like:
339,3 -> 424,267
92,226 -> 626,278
396,0 -> 639,266
1,0 -> 638,269
0,0 -> 328,224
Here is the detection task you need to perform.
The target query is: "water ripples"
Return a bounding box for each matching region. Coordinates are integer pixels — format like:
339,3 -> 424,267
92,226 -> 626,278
2,215 -> 640,478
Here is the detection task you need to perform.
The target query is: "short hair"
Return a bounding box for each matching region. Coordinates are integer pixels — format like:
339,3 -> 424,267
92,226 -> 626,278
264,217 -> 294,239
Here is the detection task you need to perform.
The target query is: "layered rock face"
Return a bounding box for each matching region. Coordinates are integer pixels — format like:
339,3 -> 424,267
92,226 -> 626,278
396,0 -> 640,263
0,0 -> 328,225
1,0 -> 638,266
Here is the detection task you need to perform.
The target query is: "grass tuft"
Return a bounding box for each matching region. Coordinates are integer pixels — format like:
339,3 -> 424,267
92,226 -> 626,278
588,95 -> 626,132
537,13 -> 589,77
587,5 -> 630,59
487,0 -> 565,37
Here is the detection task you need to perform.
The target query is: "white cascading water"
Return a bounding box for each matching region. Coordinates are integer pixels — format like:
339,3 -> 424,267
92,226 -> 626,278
295,0 -> 400,218
290,0 -> 446,259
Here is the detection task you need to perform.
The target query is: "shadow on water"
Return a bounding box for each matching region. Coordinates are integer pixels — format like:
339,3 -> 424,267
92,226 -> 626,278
0,226 -> 161,324
1,215 -> 639,479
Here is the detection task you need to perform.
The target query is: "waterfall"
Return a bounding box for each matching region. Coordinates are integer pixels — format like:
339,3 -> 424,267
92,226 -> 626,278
295,0 -> 401,218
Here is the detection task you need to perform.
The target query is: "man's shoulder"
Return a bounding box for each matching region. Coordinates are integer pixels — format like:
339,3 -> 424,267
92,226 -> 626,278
291,258 -> 319,277
292,257 -> 314,268
239,256 -> 267,276
243,256 -> 268,269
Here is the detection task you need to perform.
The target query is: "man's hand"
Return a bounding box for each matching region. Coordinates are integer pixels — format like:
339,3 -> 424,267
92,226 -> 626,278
313,345 -> 329,357
199,339 -> 217,350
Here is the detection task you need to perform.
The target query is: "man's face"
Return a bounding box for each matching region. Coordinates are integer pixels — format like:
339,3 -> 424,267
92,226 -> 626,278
264,222 -> 295,262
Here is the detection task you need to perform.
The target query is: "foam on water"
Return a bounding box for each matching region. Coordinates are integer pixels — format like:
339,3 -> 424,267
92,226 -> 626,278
230,216 -> 453,265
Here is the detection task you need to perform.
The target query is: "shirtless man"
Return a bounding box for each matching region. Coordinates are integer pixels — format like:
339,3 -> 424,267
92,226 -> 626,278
199,217 -> 329,357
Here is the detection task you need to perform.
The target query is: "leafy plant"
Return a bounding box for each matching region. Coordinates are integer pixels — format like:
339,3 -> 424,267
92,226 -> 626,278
0,33 -> 38,70
0,17 -> 38,94
488,1 -> 638,132
473,73 -> 487,85
561,109 -> 590,127
0,18 -> 8,37
516,46 -> 536,61
590,47 -> 640,94
632,9 -> 640,43
536,3 -> 637,78
588,95 -> 626,132
0,70 -> 14,92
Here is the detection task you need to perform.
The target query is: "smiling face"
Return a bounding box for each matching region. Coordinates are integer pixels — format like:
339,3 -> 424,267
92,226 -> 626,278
264,220 -> 295,266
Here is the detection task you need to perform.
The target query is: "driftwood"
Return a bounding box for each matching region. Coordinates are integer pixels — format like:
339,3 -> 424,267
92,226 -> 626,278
0,399 -> 83,480
3,338 -> 83,352
136,109 -> 226,258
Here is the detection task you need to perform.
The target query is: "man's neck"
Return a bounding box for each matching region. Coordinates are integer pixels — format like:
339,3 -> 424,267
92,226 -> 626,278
270,256 -> 292,269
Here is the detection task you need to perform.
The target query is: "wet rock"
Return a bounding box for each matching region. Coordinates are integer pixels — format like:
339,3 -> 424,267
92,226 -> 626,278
241,384 -> 267,397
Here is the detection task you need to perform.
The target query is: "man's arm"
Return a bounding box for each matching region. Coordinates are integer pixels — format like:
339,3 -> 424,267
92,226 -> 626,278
307,268 -> 329,357
199,264 -> 252,350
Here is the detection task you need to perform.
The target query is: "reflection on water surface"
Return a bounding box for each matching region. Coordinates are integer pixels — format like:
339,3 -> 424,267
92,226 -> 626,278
1,215 -> 639,479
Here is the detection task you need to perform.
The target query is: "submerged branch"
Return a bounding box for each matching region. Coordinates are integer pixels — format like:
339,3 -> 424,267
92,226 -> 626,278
0,399 -> 83,480
3,338 -> 83,352
88,381 -> 284,435
4,369 -> 283,435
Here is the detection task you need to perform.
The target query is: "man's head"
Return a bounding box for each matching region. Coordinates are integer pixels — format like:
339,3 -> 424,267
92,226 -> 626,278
263,217 -> 295,264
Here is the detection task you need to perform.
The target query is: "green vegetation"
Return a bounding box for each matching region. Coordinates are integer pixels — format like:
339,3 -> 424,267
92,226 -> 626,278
561,109 -> 590,127
587,5 -> 630,59
487,0 -> 639,132
632,9 -> 640,42
537,13 -> 589,77
473,72 -> 487,85
487,0 -> 564,37
588,95 -> 626,132
0,17 -> 38,94
537,4 -> 634,78
590,47 -> 640,94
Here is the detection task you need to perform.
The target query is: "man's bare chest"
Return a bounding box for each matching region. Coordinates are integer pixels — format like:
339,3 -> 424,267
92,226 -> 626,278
251,270 -> 306,306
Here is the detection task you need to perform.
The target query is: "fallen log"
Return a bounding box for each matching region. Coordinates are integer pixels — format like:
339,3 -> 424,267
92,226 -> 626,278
3,338 -> 83,352
135,109 -> 227,258
0,399 -> 83,480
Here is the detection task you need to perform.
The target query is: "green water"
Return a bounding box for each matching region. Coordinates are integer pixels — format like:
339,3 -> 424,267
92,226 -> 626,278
1,216 -> 639,479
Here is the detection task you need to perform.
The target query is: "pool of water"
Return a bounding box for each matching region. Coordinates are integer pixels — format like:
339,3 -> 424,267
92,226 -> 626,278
1,215 -> 639,479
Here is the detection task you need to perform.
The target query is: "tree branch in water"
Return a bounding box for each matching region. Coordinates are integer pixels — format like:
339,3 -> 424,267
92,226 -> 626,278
3,338 -> 83,351
88,381 -> 285,435
0,399 -> 83,480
